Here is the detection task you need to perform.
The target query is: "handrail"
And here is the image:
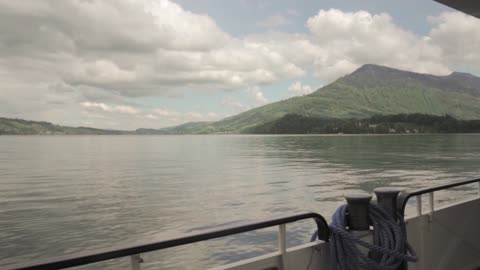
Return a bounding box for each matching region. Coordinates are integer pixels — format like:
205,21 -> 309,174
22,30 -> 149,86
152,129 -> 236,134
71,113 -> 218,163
9,212 -> 329,270
397,177 -> 480,216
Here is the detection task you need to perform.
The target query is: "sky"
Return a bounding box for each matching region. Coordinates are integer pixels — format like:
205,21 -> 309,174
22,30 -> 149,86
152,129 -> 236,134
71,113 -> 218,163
1,0 -> 480,130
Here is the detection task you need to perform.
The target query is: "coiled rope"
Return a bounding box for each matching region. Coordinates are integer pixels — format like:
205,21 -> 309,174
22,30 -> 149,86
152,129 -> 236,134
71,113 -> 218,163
311,204 -> 417,270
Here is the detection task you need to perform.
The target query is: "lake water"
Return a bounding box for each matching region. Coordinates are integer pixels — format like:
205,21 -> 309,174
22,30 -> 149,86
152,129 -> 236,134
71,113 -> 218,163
1,134 -> 480,269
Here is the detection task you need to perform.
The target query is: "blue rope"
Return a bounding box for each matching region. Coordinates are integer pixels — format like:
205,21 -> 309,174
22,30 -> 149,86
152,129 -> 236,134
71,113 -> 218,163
311,204 -> 417,270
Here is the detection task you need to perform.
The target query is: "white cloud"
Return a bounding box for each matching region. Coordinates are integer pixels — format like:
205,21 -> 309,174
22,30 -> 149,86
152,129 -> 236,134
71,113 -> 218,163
247,86 -> 269,105
222,86 -> 272,114
114,105 -> 139,114
81,102 -> 139,114
143,114 -> 158,120
427,11 -> 480,70
0,0 -> 305,98
288,82 -> 314,96
222,97 -> 250,112
82,103 -> 221,128
207,112 -> 218,118
304,9 -> 451,81
151,108 -> 221,123
246,9 -> 454,83
145,0 -> 230,51
0,2 -> 463,94
153,108 -> 180,117
185,112 -> 203,119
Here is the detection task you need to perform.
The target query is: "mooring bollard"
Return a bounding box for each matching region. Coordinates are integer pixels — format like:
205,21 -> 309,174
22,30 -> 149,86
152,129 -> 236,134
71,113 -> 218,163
374,187 -> 403,221
344,193 -> 373,260
372,187 -> 403,263
345,193 -> 372,230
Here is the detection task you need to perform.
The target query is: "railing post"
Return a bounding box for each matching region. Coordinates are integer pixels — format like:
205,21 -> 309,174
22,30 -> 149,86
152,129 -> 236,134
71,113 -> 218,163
428,192 -> 434,222
416,195 -> 422,216
478,181 -> 480,197
278,224 -> 288,270
130,254 -> 143,270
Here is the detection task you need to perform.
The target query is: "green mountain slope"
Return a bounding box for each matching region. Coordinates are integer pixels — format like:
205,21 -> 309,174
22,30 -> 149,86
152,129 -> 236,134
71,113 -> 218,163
0,118 -> 126,135
171,64 -> 480,133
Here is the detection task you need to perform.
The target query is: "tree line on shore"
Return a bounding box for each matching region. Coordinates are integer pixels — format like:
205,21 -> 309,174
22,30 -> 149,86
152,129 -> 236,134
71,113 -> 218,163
247,113 -> 480,134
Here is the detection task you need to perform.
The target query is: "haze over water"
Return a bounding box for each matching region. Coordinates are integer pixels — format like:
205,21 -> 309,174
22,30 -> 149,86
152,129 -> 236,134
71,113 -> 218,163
1,134 -> 479,269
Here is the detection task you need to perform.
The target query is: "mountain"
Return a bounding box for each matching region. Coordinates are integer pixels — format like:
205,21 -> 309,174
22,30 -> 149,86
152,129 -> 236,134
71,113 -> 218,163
135,122 -> 210,134
166,64 -> 480,133
0,118 -> 126,135
0,117 -> 214,135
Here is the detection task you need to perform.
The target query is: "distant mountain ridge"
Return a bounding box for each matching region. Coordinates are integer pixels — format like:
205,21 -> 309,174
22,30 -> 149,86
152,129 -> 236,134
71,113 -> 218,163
0,117 -> 126,135
160,64 -> 480,134
0,117 -> 214,135
344,64 -> 480,97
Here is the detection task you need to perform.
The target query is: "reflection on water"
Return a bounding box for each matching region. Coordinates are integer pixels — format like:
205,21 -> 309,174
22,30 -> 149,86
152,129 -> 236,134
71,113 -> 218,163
1,134 -> 479,269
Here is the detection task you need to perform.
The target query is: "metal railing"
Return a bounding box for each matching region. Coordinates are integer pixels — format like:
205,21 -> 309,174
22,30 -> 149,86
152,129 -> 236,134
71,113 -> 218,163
9,212 -> 329,270
9,178 -> 480,270
397,177 -> 480,218
396,177 -> 480,270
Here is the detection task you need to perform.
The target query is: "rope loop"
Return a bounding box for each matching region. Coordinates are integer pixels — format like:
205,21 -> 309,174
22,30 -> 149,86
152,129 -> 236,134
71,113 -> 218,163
312,203 -> 417,270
